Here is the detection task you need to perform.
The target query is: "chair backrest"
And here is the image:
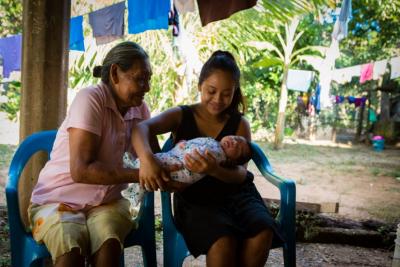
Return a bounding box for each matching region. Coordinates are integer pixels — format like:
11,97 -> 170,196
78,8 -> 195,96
7,130 -> 57,234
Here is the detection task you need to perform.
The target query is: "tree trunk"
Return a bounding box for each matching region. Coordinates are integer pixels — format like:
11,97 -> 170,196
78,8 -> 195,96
356,98 -> 366,142
380,91 -> 390,121
274,65 -> 289,149
331,104 -> 339,142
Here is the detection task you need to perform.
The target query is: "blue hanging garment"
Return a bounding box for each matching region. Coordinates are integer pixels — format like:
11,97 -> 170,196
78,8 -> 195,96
332,0 -> 352,40
314,84 -> 321,113
69,16 -> 85,51
0,34 -> 22,78
127,0 -> 169,34
89,2 -> 126,45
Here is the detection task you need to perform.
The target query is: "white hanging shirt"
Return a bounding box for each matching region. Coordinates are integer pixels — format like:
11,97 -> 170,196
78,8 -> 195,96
373,59 -> 388,80
390,56 -> 400,80
286,69 -> 314,92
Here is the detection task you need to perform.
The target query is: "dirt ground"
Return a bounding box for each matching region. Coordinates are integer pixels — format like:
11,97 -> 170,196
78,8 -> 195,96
252,139 -> 400,223
0,114 -> 399,266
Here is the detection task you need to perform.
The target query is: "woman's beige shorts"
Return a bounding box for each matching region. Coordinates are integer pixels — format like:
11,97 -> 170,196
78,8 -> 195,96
28,199 -> 135,262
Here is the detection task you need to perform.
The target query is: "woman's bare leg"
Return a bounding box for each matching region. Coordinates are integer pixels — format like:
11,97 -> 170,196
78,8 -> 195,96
239,229 -> 273,267
92,238 -> 122,267
206,235 -> 238,267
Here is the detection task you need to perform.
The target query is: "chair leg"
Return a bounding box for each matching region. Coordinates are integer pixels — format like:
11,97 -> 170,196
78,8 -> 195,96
283,242 -> 296,267
142,243 -> 157,267
119,251 -> 125,267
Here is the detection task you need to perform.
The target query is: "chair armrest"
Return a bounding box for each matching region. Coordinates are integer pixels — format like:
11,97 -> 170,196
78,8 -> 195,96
250,143 -> 296,236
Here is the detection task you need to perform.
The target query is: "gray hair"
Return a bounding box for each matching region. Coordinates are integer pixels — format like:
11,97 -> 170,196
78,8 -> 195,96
93,41 -> 149,84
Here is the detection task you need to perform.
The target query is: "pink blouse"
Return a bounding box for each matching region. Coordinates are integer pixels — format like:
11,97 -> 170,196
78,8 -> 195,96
31,82 -> 150,210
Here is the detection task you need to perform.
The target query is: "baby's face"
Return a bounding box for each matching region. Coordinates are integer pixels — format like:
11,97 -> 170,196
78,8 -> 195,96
220,135 -> 250,161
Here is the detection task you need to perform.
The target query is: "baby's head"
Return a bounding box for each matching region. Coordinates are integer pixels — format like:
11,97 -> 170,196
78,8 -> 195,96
220,135 -> 252,165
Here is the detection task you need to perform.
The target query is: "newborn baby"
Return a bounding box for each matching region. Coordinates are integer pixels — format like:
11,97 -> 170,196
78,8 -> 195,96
121,135 -> 252,218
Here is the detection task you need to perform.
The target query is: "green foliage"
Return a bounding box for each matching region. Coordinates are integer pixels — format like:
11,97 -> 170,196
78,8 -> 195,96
0,0 -> 22,37
4,0 -> 398,145
338,0 -> 400,66
69,50 -> 99,90
0,81 -> 20,121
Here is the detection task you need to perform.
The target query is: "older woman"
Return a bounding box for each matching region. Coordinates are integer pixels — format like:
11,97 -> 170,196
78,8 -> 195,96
28,42 -> 169,267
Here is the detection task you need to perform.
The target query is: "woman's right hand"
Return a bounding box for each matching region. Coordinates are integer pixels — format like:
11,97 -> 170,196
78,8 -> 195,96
139,156 -> 169,191
139,156 -> 182,191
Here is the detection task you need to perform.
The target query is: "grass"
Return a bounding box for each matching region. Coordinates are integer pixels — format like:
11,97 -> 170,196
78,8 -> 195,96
256,142 -> 322,163
361,204 -> 400,224
370,167 -> 382,176
385,169 -> 400,178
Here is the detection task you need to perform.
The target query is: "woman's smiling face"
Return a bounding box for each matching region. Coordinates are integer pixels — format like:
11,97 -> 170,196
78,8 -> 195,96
199,69 -> 236,116
111,58 -> 152,109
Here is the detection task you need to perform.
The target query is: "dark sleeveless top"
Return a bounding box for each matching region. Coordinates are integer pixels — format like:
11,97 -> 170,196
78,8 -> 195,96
173,105 -> 252,205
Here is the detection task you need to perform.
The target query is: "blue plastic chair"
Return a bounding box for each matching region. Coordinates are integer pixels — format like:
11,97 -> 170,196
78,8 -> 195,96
161,140 -> 296,267
5,130 -> 156,267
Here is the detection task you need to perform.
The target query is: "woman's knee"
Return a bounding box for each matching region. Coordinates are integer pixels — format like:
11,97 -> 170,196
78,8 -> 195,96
253,228 -> 274,248
207,236 -> 238,266
209,235 -> 238,253
54,247 -> 85,267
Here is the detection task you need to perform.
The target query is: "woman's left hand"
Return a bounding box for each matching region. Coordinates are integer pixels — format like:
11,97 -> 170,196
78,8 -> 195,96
184,149 -> 218,176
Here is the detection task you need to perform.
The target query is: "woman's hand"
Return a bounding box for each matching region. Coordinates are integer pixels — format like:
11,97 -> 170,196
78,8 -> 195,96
139,156 -> 168,191
139,156 -> 182,191
183,149 -> 219,176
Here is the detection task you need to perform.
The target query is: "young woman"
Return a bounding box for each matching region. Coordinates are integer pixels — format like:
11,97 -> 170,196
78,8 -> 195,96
132,51 -> 283,267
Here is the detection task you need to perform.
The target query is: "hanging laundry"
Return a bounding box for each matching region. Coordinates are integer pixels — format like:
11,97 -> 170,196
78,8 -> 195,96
368,108 -> 377,123
310,84 -> 321,114
390,56 -> 400,80
373,59 -> 387,80
0,34 -> 22,78
332,68 -> 349,84
70,16 -> 85,51
332,0 -> 352,41
286,69 -> 314,92
332,65 -> 361,84
169,5 -> 180,37
335,95 -> 345,104
174,0 -> 195,13
127,0 -> 170,34
354,97 -> 367,107
197,0 -> 257,26
88,2 -> 125,46
360,63 -> 373,84
296,96 -> 307,114
302,95 -> 309,106
171,23 -> 202,102
346,65 -> 362,79
347,96 -> 356,104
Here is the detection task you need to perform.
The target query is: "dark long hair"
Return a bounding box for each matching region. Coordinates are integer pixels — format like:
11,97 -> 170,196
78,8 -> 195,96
93,41 -> 148,84
199,50 -> 246,115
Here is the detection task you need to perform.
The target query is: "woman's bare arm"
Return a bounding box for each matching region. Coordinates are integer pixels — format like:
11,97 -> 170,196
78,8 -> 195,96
69,128 -> 139,184
132,107 -> 183,191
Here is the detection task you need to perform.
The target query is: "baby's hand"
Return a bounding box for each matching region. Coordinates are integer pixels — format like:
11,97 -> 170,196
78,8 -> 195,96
177,140 -> 186,149
184,149 -> 218,175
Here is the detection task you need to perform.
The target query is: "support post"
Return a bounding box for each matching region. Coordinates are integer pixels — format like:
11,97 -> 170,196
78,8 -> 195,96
19,0 -> 71,227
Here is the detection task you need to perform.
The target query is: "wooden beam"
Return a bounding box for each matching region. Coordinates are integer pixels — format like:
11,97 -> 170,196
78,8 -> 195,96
263,198 -> 339,213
